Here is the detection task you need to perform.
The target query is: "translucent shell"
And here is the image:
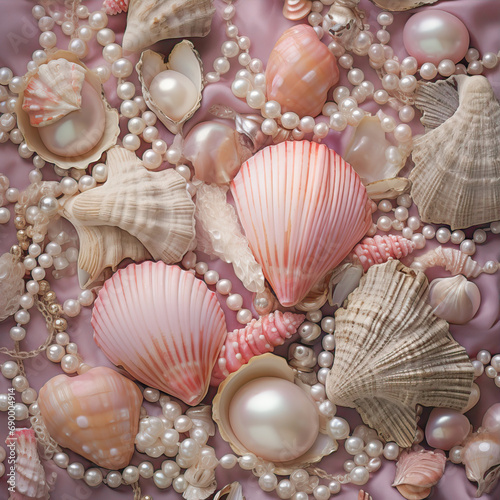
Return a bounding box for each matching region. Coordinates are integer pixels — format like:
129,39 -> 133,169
283,0 -> 312,20
325,260 -> 474,447
230,140 -> 372,307
22,58 -> 85,127
265,25 -> 339,117
92,262 -> 227,406
38,367 -> 143,470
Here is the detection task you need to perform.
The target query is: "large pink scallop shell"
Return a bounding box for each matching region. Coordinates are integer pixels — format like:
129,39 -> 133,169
92,261 -> 227,405
265,25 -> 339,117
230,140 -> 373,307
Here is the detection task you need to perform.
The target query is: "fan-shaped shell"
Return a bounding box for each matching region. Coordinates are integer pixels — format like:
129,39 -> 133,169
123,0 -> 216,53
265,25 -> 339,117
410,75 -> 500,229
230,140 -> 372,307
92,261 -> 227,405
325,260 -> 474,447
38,367 -> 142,470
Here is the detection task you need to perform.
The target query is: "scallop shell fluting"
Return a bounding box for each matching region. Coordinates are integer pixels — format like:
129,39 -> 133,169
325,260 -> 474,447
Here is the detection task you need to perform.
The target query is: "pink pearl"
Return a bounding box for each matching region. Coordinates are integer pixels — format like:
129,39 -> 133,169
425,408 -> 470,450
403,10 -> 469,65
482,403 -> 500,433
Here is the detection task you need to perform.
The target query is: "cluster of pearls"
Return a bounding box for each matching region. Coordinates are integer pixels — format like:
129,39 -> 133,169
472,350 -> 500,388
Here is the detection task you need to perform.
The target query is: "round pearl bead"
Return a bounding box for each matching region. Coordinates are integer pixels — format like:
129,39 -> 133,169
383,442 -> 399,460
451,230 -> 465,245
226,293 -> 243,311
460,239 -> 476,255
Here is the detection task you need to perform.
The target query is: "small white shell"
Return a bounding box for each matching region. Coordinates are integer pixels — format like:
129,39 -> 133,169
428,275 -> 481,324
136,42 -> 203,135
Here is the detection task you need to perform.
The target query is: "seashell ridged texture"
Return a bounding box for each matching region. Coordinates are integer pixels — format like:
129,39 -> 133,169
92,261 -> 227,405
231,140 -> 373,307
103,0 -> 128,15
210,311 -> 305,385
266,25 -> 339,117
369,0 -> 442,10
325,260 -> 474,447
38,367 -> 142,470
283,0 -> 312,20
351,234 -> 416,272
410,75 -> 500,229
22,58 -> 85,127
0,252 -> 25,322
392,448 -> 447,500
6,428 -> 53,499
123,0 -> 216,53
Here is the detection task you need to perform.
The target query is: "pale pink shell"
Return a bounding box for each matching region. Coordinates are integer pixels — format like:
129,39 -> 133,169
392,449 -> 447,500
265,25 -> 339,117
211,311 -> 305,385
352,234 -> 416,272
283,0 -> 312,20
103,0 -> 128,15
231,140 -> 373,307
92,261 -> 227,405
38,367 -> 142,470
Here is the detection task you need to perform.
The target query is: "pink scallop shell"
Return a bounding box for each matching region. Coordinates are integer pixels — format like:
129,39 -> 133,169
230,140 -> 373,307
92,261 -> 227,405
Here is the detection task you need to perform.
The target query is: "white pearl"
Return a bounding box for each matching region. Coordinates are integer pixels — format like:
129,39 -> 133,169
438,59 -> 456,76
460,239 -> 476,255
259,472 -> 278,492
236,308 -> 253,324
313,122 -> 329,139
313,485 -> 331,500
112,58 -> 133,78
63,299 -> 81,317
122,134 -> 141,151
378,199 -> 392,213
14,309 -> 30,325
18,294 -> 34,310
106,471 -> 122,488
477,350 -> 491,365
377,216 -> 392,232
153,471 -> 172,489
451,230 -> 465,244
122,466 -> 140,485
10,326 -> 26,341
399,75 -> 417,93
381,115 -> 396,132
348,68 -> 364,86
491,221 -> 500,234
412,233 -> 426,250
142,150 -> 162,170
32,5 -> 45,19
77,26 -> 94,42
103,43 -> 122,63
277,479 -> 296,499
97,28 -> 115,46
472,360 -> 484,377
318,351 -> 334,368
449,446 -> 463,464
327,417 -> 350,440
399,105 -> 415,123
350,466 -> 369,485
84,468 -> 103,487
89,11 -> 108,29
226,293 -> 243,311
472,228 -> 487,244
0,207 -> 10,224
246,89 -> 266,109
468,60 -> 483,75
344,459 -> 355,472
92,163 -> 108,183
22,388 -> 37,406
436,227 -> 451,243
420,62 -> 438,80
53,452 -> 69,468
329,112 -> 347,132
213,57 -> 230,74
67,462 -> 85,479
39,31 -> 57,49
78,175 -> 96,192
219,454 -> 238,469
483,261 -> 499,274
483,52 -> 499,69
61,354 -> 79,373
383,442 -> 399,460
401,57 -> 418,75
68,38 -> 88,58
12,375 -> 29,392
281,112 -> 300,130
407,216 -> 420,231
345,436 -> 364,455
9,77 -> 24,94
231,78 -> 251,98
373,89 -> 389,105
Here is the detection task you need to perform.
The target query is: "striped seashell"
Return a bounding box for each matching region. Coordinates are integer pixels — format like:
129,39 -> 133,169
283,0 -> 312,21
102,0 -> 129,15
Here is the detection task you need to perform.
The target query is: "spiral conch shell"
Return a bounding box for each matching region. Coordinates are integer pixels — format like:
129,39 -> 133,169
325,260 -> 474,447
429,275 -> 481,325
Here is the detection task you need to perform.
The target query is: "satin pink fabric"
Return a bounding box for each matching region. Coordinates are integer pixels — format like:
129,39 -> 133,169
0,0 -> 499,498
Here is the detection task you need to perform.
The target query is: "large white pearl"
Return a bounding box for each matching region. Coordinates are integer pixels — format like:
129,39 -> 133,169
149,70 -> 197,122
228,377 -> 319,462
38,81 -> 105,157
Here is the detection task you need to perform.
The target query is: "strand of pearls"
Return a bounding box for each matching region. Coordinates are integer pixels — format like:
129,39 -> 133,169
472,350 -> 500,388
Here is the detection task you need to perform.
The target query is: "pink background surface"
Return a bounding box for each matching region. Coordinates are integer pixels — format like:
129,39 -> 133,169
0,0 -> 499,498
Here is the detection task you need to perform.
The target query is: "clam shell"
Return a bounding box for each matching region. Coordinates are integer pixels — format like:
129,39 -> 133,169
266,25 -> 339,117
369,0 -> 443,10
283,0 -> 312,20
428,275 -> 481,325
136,43 -> 203,135
123,0 -> 216,53
38,367 -> 142,470
410,75 -> 500,229
325,260 -> 474,447
212,353 -> 337,475
61,146 -> 195,288
15,51 -> 119,170
92,261 -> 227,405
230,140 -> 373,307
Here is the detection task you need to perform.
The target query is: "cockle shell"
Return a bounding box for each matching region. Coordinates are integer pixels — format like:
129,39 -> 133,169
22,58 -> 85,127
15,51 -> 119,170
463,431 -> 500,496
0,252 -> 25,322
411,246 -> 484,279
230,140 -> 373,307
136,43 -> 203,135
92,261 -> 227,405
123,0 -> 216,53
212,354 -> 337,475
283,0 -> 312,20
392,449 -> 447,500
325,260 -> 474,447
410,75 -> 500,229
103,0 -> 128,15
5,428 -> 55,499
210,311 -> 305,385
60,146 -> 195,288
266,25 -> 339,117
351,234 -> 416,272
38,367 -> 142,470
429,275 -> 481,325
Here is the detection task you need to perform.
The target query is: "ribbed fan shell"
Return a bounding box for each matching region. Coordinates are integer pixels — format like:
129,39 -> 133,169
38,367 -> 142,470
230,140 -> 372,307
325,260 -> 474,447
92,261 -> 227,405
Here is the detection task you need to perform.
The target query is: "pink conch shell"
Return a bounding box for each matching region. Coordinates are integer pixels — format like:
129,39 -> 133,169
283,0 -> 312,20
5,428 -> 55,499
392,448 -> 447,500
92,261 -> 227,405
22,59 -> 85,127
266,25 -> 339,117
210,311 -> 305,385
231,140 -> 372,307
103,0 -> 128,15
38,367 -> 142,470
463,431 -> 500,496
411,246 -> 483,278
351,234 -> 416,272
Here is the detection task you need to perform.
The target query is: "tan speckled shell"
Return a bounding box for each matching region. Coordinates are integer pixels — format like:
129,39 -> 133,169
325,260 -> 474,447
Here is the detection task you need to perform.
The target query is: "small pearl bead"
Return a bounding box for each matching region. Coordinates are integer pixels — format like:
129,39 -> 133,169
195,262 -> 208,275
422,225 -> 436,239
89,11 -> 108,29
281,112 -> 300,129
412,233 -> 426,250
407,216 -> 421,231
226,294 -> 243,311
399,105 -> 415,123
473,229 -> 487,244
78,175 -> 96,192
10,326 -> 26,342
373,89 -> 389,105
420,62 -> 438,80
383,442 -> 399,460
67,462 -> 85,479
460,239 -> 476,255
377,216 -> 392,232
39,31 -> 57,49
449,446 -> 463,464
491,221 -> 500,234
402,227 -> 413,239
472,359 -> 484,377
68,38 -> 88,58
468,60 -> 483,75
61,354 -> 80,373
236,308 -> 252,324
204,270 -> 219,285
483,52 -> 499,69
485,366 -> 497,378
483,261 -> 499,274
401,57 -> 418,75
378,199 -> 392,213
436,227 -> 451,244
394,206 -> 409,222
122,466 -> 140,485
219,454 -> 238,469
451,230 -> 465,245
112,58 -> 134,79
477,350 -> 491,365
438,59 -> 456,77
